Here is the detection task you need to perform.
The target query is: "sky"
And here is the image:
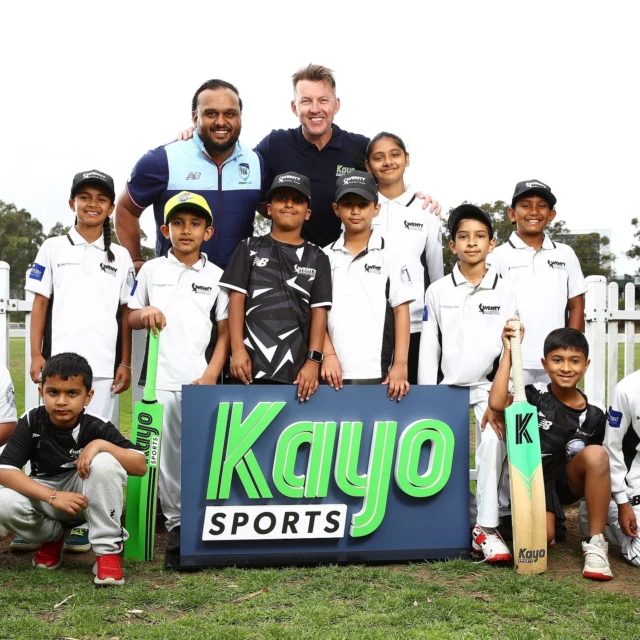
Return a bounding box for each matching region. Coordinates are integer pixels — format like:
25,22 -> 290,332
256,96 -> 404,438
1,0 -> 639,275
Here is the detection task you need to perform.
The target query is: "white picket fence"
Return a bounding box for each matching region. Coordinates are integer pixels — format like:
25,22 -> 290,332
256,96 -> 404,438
1,263 -> 638,479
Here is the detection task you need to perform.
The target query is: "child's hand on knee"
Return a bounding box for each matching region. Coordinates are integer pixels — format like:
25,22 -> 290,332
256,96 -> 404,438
619,503 -> 638,538
75,440 -> 103,480
51,491 -> 87,515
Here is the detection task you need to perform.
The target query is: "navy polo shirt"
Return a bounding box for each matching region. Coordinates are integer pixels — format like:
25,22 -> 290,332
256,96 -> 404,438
255,125 -> 369,247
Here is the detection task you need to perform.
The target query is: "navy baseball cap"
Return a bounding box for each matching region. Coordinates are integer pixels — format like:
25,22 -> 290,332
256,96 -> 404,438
335,171 -> 378,203
70,170 -> 115,201
511,179 -> 557,208
266,172 -> 311,202
448,204 -> 494,239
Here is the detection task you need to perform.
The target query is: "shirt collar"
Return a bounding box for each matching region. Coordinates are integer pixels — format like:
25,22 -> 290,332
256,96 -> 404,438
192,132 -> 244,165
377,185 -> 416,207
507,231 -> 556,250
330,227 -> 384,253
67,226 -> 105,250
165,249 -> 208,271
295,124 -> 344,151
450,263 -> 499,290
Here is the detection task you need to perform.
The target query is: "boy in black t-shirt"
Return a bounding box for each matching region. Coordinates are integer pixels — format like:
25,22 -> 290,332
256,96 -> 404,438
489,327 -> 612,581
0,353 -> 146,586
220,172 -> 332,400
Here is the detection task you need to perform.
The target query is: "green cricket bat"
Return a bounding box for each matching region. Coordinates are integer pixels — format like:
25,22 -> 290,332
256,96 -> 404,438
506,320 -> 547,575
124,332 -> 163,561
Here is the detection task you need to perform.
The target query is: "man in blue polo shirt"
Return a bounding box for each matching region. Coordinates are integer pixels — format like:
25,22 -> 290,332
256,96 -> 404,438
115,79 -> 267,270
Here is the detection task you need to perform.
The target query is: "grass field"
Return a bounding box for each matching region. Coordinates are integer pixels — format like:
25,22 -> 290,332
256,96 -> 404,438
2,338 -> 640,639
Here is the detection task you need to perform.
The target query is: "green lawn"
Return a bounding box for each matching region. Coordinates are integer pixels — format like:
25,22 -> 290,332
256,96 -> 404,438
3,338 -> 640,639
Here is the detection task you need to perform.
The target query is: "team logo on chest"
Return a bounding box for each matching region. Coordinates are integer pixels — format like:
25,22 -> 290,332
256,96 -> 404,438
100,263 -> 118,277
478,303 -> 500,315
239,163 -> 250,182
403,220 -> 423,231
294,264 -> 316,278
547,260 -> 566,270
192,283 -> 213,295
364,263 -> 382,274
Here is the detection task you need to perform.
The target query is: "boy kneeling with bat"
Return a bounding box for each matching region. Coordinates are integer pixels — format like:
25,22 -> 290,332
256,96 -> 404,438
490,326 -> 613,580
0,353 -> 147,585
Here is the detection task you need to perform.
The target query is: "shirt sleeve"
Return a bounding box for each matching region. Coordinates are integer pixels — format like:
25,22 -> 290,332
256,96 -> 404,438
604,380 -> 633,504
92,420 -> 143,453
566,247 -> 586,299
219,240 -> 251,294
388,254 -> 416,308
24,240 -> 53,297
215,286 -> 230,322
0,366 -> 17,424
525,383 -> 543,407
254,134 -> 273,201
128,262 -> 150,310
417,286 -> 441,385
120,256 -> 136,306
0,415 -> 32,470
125,147 -> 169,210
310,251 -> 332,309
425,214 -> 445,284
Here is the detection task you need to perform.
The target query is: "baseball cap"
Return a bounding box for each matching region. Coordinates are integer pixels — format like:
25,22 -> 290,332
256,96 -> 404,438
335,171 -> 378,203
448,204 -> 494,239
70,170 -> 115,201
164,191 -> 213,224
266,172 -> 312,202
511,179 -> 557,208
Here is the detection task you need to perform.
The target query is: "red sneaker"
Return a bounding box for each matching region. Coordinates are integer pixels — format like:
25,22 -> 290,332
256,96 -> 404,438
33,533 -> 65,570
93,554 -> 125,586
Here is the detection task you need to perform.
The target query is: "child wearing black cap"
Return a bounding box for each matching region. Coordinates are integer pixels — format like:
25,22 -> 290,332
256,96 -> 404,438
220,172 -> 332,401
23,170 -> 135,554
321,171 -> 414,400
418,204 -> 518,562
487,180 -> 585,386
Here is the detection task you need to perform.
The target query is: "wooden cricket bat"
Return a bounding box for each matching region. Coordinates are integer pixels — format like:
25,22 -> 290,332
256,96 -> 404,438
124,332 -> 163,561
506,320 -> 547,574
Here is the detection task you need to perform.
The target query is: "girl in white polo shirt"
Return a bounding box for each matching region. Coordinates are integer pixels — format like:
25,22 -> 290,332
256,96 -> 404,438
24,170 -> 134,553
365,132 -> 444,384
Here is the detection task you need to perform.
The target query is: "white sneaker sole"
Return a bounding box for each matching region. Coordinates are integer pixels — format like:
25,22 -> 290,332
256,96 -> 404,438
33,556 -> 62,570
92,562 -> 125,586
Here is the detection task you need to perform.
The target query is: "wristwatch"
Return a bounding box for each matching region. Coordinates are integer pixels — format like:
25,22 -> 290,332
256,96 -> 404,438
307,350 -> 324,363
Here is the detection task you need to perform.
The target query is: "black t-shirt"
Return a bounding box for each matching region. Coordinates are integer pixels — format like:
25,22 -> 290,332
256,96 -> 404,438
0,407 -> 142,478
255,125 -> 369,247
525,383 -> 606,479
220,235 -> 332,383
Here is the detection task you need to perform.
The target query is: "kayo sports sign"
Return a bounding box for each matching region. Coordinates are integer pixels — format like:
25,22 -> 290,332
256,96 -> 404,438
181,386 -> 470,568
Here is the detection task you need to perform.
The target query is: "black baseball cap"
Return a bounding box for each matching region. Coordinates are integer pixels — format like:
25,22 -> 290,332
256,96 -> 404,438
448,204 -> 494,239
511,179 -> 557,208
70,170 -> 116,202
335,171 -> 378,203
266,172 -> 311,203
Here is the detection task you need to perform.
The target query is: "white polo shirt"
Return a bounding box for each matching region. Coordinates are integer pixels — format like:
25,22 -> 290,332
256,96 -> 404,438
324,229 -> 415,380
129,251 -> 229,391
418,264 -> 518,404
374,186 -> 444,333
0,364 -> 17,424
25,227 -> 135,379
487,232 -> 585,370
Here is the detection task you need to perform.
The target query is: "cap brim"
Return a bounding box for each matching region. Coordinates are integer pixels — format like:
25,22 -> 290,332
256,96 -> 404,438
71,178 -> 115,201
266,185 -> 311,203
336,188 -> 376,202
512,188 -> 557,208
164,203 -> 212,224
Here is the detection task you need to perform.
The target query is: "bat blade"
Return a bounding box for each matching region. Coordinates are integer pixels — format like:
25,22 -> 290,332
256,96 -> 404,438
125,332 -> 163,561
506,400 -> 547,574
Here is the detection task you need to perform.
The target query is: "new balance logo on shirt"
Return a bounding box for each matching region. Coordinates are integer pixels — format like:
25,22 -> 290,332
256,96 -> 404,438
253,257 -> 269,267
185,172 -> 201,180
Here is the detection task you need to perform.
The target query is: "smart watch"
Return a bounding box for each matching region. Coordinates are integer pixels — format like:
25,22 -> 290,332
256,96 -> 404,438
307,350 -> 324,363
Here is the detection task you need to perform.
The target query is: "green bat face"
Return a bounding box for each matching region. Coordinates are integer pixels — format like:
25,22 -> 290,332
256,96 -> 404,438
505,402 -> 541,498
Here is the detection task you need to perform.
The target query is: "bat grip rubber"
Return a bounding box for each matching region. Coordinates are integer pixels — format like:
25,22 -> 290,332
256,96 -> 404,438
143,331 -> 160,403
509,320 -> 526,403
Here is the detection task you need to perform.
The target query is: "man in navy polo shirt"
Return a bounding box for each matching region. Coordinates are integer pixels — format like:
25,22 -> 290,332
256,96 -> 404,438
115,79 -> 267,271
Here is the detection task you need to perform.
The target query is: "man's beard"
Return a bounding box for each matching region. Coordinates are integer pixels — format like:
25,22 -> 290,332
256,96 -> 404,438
201,130 -> 240,155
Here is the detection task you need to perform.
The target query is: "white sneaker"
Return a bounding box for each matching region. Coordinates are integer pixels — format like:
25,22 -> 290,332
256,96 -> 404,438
582,534 -> 613,581
472,524 -> 512,562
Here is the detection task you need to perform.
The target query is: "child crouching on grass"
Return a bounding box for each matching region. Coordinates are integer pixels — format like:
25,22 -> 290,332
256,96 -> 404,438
489,326 -> 613,580
0,353 -> 147,586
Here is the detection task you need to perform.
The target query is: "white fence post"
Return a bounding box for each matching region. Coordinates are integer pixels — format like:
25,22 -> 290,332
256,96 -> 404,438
0,261 -> 10,368
624,283 -> 636,377
607,282 -> 619,403
584,275 -> 607,408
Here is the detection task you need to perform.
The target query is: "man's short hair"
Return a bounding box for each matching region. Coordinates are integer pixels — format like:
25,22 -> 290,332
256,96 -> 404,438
543,328 -> 589,359
292,64 -> 336,95
191,79 -> 243,112
41,352 -> 93,392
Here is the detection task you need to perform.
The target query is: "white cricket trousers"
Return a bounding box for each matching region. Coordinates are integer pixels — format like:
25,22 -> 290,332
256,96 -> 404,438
156,389 -> 182,533
0,452 -> 128,555
523,370 -> 550,386
474,398 -> 511,528
88,378 -> 116,424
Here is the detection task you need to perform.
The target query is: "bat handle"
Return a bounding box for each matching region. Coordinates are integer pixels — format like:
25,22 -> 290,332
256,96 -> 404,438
509,320 -> 526,403
143,331 -> 160,403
